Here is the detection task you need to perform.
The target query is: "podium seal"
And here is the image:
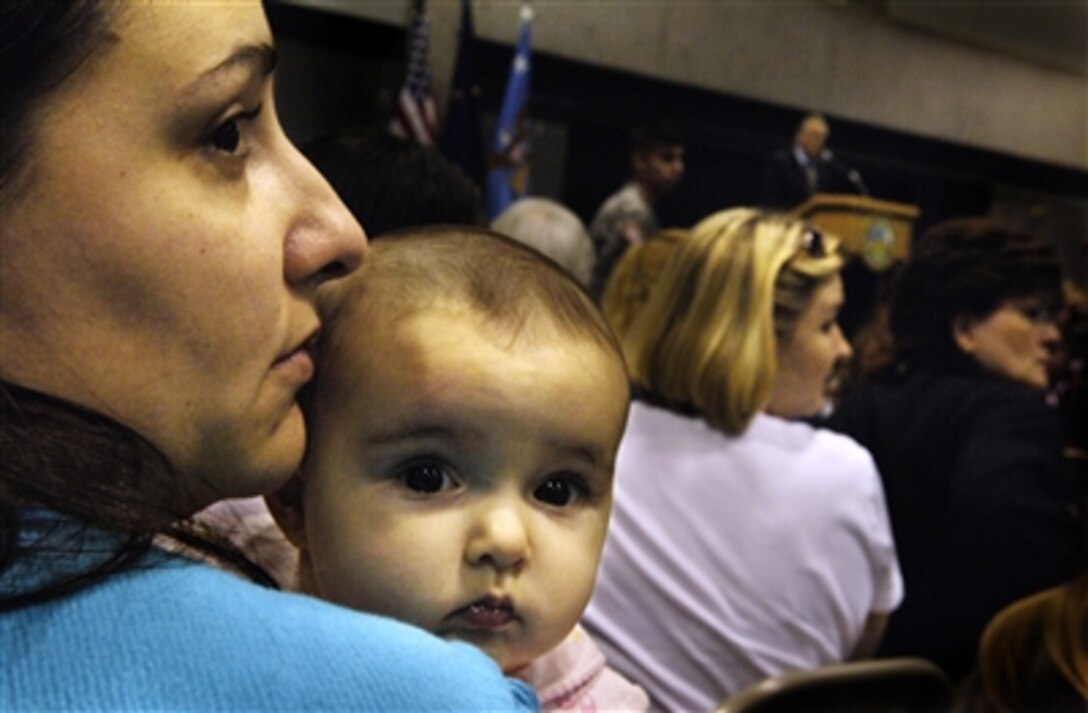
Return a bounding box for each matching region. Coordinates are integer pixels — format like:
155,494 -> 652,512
862,218 -> 896,271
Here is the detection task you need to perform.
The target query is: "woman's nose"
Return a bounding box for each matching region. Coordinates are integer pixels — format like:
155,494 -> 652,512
836,324 -> 854,360
465,503 -> 530,572
282,143 -> 366,289
1039,321 -> 1062,349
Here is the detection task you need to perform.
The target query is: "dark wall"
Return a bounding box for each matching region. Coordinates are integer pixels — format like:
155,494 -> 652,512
267,1 -> 1087,325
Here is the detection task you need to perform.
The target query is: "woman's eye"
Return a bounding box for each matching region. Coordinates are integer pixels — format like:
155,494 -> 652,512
206,105 -> 262,155
1018,305 -> 1054,324
534,476 -> 587,507
210,119 -> 241,153
400,463 -> 455,494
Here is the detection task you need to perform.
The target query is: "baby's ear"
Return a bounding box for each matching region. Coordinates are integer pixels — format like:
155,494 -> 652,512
265,475 -> 308,548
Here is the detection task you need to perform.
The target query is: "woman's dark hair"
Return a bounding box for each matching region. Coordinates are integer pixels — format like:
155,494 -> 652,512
0,1 -> 119,202
1,386 -> 168,609
304,129 -> 484,238
888,218 -> 1062,358
0,385 -> 276,611
0,2 -> 274,609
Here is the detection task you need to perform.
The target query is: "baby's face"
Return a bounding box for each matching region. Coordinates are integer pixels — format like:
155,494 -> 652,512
297,304 -> 630,672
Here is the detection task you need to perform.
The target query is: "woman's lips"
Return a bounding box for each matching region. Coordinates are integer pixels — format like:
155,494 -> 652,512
272,337 -> 316,384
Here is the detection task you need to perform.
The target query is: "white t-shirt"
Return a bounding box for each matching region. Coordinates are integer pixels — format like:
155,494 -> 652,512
583,402 -> 903,711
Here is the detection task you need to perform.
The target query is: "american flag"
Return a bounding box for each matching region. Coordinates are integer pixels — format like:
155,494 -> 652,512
389,0 -> 438,146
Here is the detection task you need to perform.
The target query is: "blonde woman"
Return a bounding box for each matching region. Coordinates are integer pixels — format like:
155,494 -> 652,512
599,227 -> 690,339
582,208 -> 903,711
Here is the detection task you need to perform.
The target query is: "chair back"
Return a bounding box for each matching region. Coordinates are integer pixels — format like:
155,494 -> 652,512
717,658 -> 952,713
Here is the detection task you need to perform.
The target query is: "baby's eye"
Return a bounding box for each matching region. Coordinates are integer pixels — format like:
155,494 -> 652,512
399,462 -> 457,494
534,475 -> 588,507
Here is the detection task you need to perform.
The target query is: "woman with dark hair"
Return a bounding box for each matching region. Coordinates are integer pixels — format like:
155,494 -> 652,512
827,217 -> 1083,683
0,2 -> 534,709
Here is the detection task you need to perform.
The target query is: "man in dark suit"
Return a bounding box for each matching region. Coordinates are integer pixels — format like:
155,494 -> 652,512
762,113 -> 860,209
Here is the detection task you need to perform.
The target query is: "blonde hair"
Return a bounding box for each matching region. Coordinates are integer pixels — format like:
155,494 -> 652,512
600,228 -> 690,340
624,208 -> 842,435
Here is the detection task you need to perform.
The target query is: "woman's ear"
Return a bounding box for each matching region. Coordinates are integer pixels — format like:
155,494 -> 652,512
264,475 -> 308,548
952,314 -> 980,355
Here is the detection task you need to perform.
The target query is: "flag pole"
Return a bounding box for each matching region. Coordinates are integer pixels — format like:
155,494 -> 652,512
485,1 -> 533,221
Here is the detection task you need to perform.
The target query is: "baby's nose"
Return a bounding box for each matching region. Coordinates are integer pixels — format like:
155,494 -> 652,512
465,504 -> 529,572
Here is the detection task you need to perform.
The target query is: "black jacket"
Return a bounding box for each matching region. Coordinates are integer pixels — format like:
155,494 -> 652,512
760,148 -> 858,210
825,353 -> 1083,682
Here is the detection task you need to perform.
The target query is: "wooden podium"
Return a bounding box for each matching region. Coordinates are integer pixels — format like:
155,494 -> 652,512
791,194 -> 919,272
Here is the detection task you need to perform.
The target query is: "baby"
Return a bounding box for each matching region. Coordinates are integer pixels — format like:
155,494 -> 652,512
267,226 -> 647,711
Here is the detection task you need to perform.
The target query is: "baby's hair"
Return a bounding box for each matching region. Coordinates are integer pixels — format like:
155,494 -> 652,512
316,225 -> 625,373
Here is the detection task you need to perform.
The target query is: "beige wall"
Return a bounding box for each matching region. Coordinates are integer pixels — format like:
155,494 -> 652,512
287,0 -> 1086,172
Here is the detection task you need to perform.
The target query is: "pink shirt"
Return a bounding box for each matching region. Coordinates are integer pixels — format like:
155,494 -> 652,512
518,626 -> 649,712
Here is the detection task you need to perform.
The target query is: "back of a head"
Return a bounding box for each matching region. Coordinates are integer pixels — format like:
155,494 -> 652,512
631,123 -> 684,158
315,226 -> 622,383
888,218 -> 1061,359
600,228 -> 689,340
625,208 -> 842,435
491,197 -> 595,287
975,573 -> 1088,712
304,130 -> 483,238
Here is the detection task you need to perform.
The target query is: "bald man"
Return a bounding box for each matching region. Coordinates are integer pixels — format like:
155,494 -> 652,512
762,113 -> 858,209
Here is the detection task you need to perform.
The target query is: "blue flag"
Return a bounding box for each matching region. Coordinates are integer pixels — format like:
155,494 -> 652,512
440,0 -> 485,187
486,3 -> 532,220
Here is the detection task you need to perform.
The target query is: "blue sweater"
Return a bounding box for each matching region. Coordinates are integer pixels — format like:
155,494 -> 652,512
2,522 -> 538,711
